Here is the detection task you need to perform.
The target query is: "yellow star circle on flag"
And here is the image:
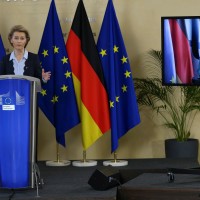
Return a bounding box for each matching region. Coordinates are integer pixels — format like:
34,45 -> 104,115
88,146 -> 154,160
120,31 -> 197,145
124,70 -> 131,78
110,101 -> 114,108
41,89 -> 47,96
51,95 -> 59,103
61,84 -> 68,92
61,56 -> 68,64
65,71 -> 71,78
122,85 -> 127,92
121,56 -> 128,64
42,50 -> 48,57
113,45 -> 119,53
100,49 -> 107,57
54,46 -> 59,53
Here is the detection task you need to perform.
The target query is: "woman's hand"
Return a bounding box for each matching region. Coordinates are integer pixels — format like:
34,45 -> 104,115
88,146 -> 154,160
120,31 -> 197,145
42,68 -> 51,81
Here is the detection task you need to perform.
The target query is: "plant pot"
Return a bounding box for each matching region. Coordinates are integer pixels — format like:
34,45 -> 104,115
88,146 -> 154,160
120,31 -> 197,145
165,138 -> 199,159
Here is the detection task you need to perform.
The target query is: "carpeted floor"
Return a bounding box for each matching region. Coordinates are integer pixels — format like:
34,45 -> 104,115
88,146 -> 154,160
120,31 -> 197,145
0,158 -> 199,200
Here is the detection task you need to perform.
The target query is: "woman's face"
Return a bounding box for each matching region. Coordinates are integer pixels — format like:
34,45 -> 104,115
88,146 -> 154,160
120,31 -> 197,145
10,31 -> 27,51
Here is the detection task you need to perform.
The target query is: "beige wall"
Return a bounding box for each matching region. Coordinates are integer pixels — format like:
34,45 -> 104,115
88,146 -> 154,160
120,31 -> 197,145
1,0 -> 200,161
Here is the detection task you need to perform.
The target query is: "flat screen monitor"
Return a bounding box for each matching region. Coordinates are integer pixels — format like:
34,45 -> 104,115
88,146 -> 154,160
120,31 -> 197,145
162,16 -> 200,86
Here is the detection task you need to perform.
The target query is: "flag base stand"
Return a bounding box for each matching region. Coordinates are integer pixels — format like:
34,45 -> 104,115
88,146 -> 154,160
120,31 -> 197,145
46,160 -> 71,167
72,150 -> 97,167
72,160 -> 97,167
103,151 -> 128,166
103,160 -> 128,167
45,143 -> 71,167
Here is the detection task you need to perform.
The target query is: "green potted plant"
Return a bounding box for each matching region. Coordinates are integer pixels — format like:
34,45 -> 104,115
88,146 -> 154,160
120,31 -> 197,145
134,49 -> 200,158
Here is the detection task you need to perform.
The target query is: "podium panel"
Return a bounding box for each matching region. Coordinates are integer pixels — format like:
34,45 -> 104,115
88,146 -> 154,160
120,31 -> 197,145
0,75 -> 41,189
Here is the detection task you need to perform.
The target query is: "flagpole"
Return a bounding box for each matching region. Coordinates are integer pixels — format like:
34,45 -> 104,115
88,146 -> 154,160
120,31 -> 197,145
56,143 -> 60,163
46,143 -> 71,167
103,151 -> 128,167
72,150 -> 97,167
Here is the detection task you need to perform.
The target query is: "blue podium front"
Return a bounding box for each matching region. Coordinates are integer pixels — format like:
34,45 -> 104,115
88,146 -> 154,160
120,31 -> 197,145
0,76 -> 40,189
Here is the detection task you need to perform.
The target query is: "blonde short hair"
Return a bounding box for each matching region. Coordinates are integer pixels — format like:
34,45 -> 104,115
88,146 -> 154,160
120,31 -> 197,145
8,25 -> 30,48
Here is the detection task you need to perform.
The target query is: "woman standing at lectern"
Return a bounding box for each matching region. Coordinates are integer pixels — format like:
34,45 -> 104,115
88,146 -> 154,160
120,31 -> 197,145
0,25 -> 51,81
0,25 -> 51,162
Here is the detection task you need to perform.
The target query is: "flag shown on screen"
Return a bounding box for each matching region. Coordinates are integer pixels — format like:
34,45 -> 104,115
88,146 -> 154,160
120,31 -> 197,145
38,0 -> 80,147
66,0 -> 110,150
163,19 -> 177,84
97,0 -> 141,152
0,35 -> 5,61
162,17 -> 200,85
167,19 -> 194,84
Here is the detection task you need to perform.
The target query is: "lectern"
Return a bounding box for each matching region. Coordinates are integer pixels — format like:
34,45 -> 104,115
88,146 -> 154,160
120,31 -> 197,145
0,75 -> 41,189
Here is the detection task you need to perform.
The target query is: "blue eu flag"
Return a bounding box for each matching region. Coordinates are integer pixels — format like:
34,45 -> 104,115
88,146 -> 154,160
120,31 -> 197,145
38,0 -> 80,146
97,0 -> 141,152
0,35 -> 5,61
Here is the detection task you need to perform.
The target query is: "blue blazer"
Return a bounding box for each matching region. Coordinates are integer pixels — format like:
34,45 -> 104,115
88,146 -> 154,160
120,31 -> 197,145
0,52 -> 42,81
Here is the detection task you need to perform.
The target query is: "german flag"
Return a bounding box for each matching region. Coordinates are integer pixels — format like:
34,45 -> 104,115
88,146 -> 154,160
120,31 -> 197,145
66,0 -> 110,150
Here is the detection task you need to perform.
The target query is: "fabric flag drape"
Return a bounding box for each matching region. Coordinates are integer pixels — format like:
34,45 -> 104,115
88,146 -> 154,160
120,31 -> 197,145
97,0 -> 141,152
163,19 -> 177,84
0,35 -> 6,61
66,0 -> 110,150
38,0 -> 80,147
167,19 -> 194,84
191,19 -> 200,78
